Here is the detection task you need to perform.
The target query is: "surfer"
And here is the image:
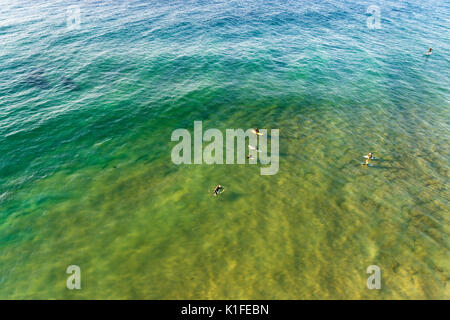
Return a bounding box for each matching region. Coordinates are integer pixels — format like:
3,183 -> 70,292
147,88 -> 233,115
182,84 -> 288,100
425,48 -> 432,55
213,185 -> 223,196
252,128 -> 263,136
249,145 -> 260,152
362,158 -> 370,166
247,154 -> 254,160
367,152 -> 374,159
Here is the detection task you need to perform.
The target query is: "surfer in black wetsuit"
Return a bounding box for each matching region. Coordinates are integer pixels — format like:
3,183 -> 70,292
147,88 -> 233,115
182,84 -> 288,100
213,185 -> 223,196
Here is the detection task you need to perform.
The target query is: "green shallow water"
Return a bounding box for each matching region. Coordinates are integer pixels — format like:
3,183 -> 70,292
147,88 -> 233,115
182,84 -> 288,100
0,0 -> 449,299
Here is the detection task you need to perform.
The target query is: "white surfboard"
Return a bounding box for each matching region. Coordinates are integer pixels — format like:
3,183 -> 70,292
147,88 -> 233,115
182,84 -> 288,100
249,145 -> 262,152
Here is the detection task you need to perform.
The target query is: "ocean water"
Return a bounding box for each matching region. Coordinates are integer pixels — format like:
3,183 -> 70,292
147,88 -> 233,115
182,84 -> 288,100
0,0 -> 449,299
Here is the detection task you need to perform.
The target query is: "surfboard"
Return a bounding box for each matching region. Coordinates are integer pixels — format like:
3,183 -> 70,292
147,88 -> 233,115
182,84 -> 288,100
361,163 -> 373,166
363,156 -> 377,159
212,188 -> 225,196
425,52 -> 432,56
249,145 -> 262,152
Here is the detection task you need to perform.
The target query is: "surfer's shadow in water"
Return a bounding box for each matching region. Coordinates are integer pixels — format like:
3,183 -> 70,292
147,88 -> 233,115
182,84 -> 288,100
339,156 -> 402,170
358,161 -> 404,170
209,189 -> 242,201
370,164 -> 405,171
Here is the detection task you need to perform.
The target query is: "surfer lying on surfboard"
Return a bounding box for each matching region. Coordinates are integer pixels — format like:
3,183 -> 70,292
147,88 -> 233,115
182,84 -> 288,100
252,128 -> 263,136
213,185 -> 224,196
364,152 -> 375,160
361,152 -> 377,166
249,145 -> 261,152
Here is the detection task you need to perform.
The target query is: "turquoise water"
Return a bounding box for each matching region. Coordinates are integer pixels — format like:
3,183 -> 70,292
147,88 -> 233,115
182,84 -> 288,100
0,0 -> 449,299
